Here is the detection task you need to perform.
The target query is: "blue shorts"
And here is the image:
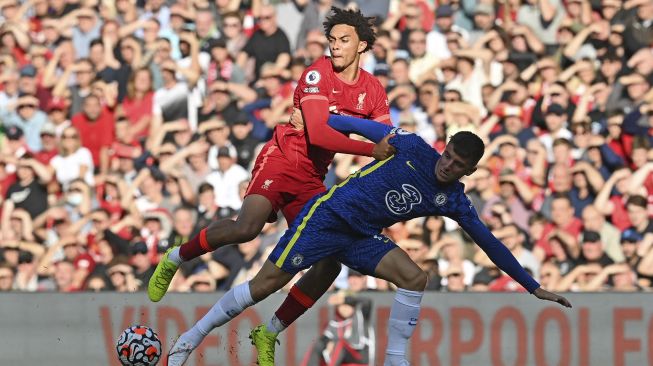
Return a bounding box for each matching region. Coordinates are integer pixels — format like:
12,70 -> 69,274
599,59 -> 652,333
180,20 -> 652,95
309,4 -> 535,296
268,195 -> 397,275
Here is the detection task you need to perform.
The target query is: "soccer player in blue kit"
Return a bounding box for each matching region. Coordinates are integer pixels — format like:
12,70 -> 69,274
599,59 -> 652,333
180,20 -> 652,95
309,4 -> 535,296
166,116 -> 571,366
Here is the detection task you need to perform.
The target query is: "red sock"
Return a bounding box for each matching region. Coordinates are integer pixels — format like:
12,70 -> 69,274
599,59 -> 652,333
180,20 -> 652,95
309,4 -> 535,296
274,285 -> 316,327
178,228 -> 211,260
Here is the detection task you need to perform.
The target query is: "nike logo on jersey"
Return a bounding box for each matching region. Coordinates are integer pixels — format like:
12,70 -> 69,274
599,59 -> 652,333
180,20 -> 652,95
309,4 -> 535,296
406,160 -> 417,171
373,235 -> 390,243
408,318 -> 418,326
332,89 -> 341,94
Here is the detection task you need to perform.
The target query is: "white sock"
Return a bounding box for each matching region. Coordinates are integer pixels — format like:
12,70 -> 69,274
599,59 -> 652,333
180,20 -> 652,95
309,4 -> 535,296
182,282 -> 255,347
266,314 -> 286,334
384,288 -> 423,366
168,247 -> 182,265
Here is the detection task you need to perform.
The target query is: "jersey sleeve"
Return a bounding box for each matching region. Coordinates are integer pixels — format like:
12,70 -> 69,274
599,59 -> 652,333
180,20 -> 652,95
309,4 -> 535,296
295,62 -> 330,106
454,195 -> 541,293
299,62 -> 376,156
327,115 -> 394,143
326,115 -> 425,152
368,78 -> 391,124
387,128 -> 430,153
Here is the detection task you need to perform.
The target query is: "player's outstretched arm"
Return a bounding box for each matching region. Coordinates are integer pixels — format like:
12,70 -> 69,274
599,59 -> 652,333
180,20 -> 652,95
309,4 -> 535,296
532,287 -> 572,308
327,114 -> 394,143
327,114 -> 396,160
463,216 -> 572,307
460,217 -> 539,292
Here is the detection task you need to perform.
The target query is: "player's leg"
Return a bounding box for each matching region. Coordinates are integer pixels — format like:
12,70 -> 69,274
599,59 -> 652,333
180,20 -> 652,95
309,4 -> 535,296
251,209 -> 344,366
259,185 -> 340,334
148,195 -> 273,302
167,258 -> 298,365
250,258 -> 342,366
150,141 -> 287,302
265,257 -> 342,334
373,247 -> 427,366
373,247 -> 428,291
338,235 -> 427,366
183,194 -> 273,254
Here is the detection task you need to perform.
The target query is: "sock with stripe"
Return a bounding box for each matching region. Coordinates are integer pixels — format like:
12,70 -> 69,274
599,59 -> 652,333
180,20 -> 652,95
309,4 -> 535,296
267,285 -> 316,334
178,228 -> 211,261
384,288 -> 424,366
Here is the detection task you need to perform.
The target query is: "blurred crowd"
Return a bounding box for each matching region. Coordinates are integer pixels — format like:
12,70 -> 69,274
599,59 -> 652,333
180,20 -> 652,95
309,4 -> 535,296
0,0 -> 652,295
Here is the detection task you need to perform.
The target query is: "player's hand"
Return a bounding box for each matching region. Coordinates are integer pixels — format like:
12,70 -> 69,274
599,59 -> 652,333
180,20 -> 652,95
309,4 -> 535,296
372,134 -> 396,161
532,287 -> 572,308
289,107 -> 304,130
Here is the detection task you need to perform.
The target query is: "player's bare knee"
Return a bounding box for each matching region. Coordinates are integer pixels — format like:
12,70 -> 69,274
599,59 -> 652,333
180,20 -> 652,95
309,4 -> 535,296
415,270 -> 428,291
234,222 -> 260,242
401,270 -> 428,291
250,272 -> 282,301
323,260 -> 342,277
247,279 -> 266,301
311,258 -> 341,277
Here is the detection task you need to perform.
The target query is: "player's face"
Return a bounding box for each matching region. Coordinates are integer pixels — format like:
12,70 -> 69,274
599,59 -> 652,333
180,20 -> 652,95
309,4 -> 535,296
435,143 -> 476,184
328,24 -> 366,72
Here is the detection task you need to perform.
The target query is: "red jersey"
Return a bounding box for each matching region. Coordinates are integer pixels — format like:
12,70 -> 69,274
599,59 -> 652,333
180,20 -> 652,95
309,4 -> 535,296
609,195 -> 631,231
33,148 -> 57,165
284,56 -> 390,177
121,92 -> 154,141
246,56 -> 391,223
536,218 -> 583,258
71,108 -> 115,167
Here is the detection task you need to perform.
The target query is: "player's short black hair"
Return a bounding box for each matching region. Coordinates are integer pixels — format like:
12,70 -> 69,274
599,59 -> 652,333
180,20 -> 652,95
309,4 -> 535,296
323,6 -> 376,53
449,131 -> 485,166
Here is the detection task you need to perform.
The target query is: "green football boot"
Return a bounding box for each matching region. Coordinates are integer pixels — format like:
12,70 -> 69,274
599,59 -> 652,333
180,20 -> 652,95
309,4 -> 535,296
148,248 -> 179,302
249,324 -> 280,366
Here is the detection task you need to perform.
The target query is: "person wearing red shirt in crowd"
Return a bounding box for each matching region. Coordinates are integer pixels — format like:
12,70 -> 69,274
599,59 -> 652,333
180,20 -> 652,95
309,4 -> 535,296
52,261 -> 79,293
534,193 -> 583,262
71,94 -> 115,175
109,119 -> 143,171
157,7 -> 394,364
120,68 -> 154,144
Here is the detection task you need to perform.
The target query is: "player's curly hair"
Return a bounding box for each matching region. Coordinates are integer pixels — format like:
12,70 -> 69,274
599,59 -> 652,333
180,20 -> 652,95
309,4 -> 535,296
323,6 -> 376,53
450,131 -> 485,166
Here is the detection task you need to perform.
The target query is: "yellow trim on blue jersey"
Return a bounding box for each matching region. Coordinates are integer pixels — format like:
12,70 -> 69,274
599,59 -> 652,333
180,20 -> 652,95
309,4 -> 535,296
360,155 -> 394,177
274,155 -> 394,267
274,174 -> 355,267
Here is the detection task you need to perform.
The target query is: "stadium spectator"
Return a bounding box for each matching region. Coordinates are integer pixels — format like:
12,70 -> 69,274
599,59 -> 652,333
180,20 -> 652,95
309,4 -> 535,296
130,241 -> 155,291
0,262 -> 15,291
107,258 -> 139,292
303,273 -> 374,366
237,4 -> 291,80
205,146 -> 249,210
49,126 -> 94,189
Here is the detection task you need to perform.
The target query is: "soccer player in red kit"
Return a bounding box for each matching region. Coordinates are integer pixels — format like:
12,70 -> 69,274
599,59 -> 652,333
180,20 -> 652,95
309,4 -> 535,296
152,8 -> 393,362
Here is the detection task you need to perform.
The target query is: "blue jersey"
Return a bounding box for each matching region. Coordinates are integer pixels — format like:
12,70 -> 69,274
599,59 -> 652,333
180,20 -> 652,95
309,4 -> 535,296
322,117 -> 539,292
268,115 -> 540,293
320,129 -> 474,236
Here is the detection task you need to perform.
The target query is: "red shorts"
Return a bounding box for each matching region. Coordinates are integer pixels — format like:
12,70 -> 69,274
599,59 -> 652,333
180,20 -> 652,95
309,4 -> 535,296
245,138 -> 326,224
